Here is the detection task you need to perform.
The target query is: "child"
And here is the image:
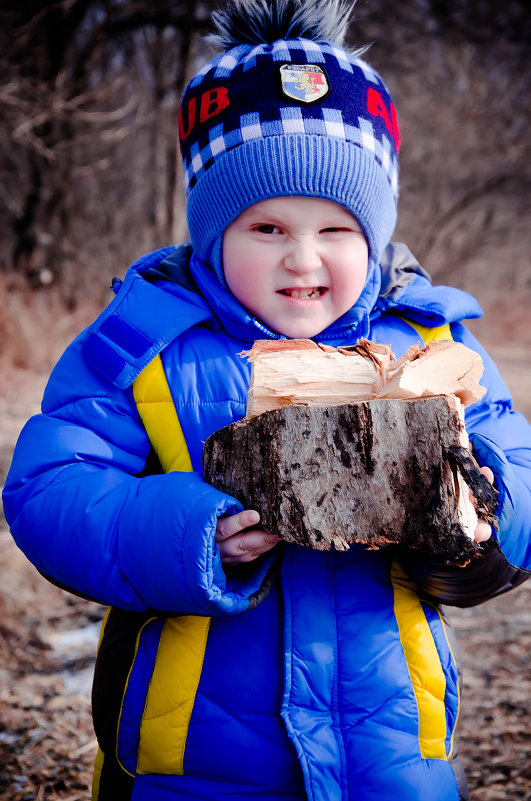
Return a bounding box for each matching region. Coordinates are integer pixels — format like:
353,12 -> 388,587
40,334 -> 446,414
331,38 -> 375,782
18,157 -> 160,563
3,1 -> 531,799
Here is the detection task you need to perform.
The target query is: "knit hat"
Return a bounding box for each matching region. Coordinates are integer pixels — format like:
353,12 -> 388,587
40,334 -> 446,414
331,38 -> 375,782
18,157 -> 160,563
179,0 -> 400,278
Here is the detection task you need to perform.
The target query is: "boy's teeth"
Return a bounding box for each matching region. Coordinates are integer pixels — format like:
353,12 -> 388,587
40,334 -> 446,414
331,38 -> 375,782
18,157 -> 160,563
285,288 -> 321,299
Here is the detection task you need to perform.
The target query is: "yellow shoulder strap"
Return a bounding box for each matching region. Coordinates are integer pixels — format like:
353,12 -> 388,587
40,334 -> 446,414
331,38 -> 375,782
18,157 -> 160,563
397,316 -> 452,344
130,354 -> 210,777
132,354 -> 193,473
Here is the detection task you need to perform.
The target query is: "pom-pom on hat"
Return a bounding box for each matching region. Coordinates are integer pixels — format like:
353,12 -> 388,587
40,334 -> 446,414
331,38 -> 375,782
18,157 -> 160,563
179,0 -> 400,277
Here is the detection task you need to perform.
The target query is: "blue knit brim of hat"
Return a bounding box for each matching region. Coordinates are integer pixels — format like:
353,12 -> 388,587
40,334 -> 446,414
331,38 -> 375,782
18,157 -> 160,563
187,133 -> 397,285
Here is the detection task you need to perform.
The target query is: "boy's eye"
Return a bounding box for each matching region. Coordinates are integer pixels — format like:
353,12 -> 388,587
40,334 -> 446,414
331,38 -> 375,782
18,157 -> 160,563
320,227 -> 350,234
255,224 -> 280,234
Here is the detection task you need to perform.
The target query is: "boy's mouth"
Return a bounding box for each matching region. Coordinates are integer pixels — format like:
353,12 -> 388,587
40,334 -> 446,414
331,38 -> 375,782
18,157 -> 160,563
278,287 -> 326,300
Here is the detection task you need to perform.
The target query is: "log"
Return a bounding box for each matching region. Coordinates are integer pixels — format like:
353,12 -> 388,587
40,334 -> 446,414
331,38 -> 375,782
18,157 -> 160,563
203,338 -> 497,563
203,394 -> 498,563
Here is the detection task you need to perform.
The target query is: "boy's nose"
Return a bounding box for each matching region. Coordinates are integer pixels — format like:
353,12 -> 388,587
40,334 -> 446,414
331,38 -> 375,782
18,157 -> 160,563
283,236 -> 321,273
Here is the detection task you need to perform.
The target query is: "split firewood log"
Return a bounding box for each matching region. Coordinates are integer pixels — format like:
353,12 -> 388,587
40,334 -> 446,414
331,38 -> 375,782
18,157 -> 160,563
202,339 -> 498,562
243,338 -> 486,417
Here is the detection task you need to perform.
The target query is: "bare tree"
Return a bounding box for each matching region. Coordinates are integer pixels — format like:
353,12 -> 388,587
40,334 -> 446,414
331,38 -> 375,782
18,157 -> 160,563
0,0 -> 212,299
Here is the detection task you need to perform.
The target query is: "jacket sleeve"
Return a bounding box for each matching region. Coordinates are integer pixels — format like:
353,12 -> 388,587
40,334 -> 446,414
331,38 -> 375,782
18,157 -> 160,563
400,322 -> 530,606
1,337 -> 274,616
458,323 -> 531,570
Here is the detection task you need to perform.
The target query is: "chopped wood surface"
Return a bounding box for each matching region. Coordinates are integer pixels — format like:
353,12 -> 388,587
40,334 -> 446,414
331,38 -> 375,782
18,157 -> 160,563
242,337 -> 486,418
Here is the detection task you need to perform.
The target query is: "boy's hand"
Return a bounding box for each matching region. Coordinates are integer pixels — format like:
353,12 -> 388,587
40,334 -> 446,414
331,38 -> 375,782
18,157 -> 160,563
215,510 -> 281,565
474,465 -> 495,543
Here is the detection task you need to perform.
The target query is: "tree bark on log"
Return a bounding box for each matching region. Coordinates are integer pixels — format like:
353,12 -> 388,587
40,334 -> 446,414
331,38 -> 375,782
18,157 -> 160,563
203,395 -> 498,563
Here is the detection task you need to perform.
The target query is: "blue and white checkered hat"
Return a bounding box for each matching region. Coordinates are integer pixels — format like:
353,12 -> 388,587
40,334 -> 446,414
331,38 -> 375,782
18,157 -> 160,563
179,37 -> 400,276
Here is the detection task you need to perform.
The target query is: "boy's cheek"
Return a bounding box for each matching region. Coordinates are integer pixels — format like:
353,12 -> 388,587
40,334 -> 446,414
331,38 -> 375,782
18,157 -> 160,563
222,241 -> 255,290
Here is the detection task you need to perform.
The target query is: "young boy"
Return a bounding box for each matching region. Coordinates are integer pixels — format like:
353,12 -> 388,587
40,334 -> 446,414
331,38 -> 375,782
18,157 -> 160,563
3,1 -> 531,799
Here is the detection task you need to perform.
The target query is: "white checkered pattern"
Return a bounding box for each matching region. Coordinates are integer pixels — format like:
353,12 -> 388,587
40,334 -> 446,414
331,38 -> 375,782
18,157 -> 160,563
183,106 -> 398,199
322,108 -> 346,139
271,40 -> 293,61
296,39 -> 327,63
243,44 -> 265,71
216,53 -> 239,74
210,133 -> 227,157
359,118 -> 376,153
187,39 -> 380,88
352,57 -> 381,86
240,112 -> 263,141
280,107 -> 306,134
325,44 -> 353,73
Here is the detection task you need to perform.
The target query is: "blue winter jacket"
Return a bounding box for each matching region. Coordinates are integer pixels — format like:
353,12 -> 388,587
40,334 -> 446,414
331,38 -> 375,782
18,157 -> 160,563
3,242 -> 531,801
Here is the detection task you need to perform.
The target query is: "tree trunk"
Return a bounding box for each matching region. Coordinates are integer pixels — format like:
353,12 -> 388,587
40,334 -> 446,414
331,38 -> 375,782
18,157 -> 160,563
203,395 -> 498,563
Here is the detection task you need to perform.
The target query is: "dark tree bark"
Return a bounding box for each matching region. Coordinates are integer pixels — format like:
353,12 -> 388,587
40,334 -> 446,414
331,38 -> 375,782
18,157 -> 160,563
203,396 -> 498,563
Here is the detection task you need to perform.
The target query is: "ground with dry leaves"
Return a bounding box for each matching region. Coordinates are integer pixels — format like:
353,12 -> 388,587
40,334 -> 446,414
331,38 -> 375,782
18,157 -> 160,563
1,352 -> 530,801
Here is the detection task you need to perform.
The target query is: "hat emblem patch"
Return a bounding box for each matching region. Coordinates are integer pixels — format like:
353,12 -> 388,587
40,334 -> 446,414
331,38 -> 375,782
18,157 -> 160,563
280,64 -> 329,103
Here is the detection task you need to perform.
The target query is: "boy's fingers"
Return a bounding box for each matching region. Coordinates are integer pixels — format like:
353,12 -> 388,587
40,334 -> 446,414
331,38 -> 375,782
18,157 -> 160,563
479,465 -> 494,485
221,530 -> 281,564
472,467 -> 494,543
474,519 -> 492,543
216,509 -> 260,541
236,530 -> 280,554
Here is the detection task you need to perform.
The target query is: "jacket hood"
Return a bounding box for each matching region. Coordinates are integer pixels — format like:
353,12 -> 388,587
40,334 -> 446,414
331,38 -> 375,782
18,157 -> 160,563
375,242 -> 483,326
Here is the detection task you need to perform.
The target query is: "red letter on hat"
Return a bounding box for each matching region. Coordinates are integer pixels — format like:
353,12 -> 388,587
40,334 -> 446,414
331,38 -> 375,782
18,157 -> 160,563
178,97 -> 196,142
367,87 -> 400,152
200,87 -> 229,124
390,102 -> 401,152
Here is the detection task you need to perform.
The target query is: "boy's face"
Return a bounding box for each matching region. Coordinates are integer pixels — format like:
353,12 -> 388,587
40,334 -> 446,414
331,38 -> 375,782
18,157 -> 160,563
222,197 -> 369,338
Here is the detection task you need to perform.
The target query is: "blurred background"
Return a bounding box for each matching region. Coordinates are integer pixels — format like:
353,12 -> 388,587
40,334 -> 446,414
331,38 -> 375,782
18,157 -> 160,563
0,2 -> 530,799
0,0 -> 530,375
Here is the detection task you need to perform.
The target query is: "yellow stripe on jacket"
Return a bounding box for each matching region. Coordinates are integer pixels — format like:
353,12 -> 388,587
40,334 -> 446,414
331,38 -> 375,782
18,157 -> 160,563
131,354 -> 211,775
390,562 -> 448,759
133,353 -> 193,474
